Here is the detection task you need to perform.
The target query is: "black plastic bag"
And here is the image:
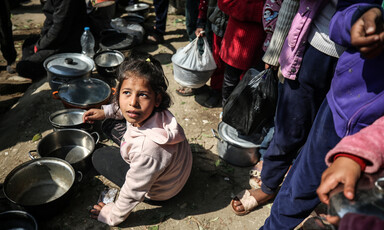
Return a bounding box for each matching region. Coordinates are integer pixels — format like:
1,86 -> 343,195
222,68 -> 278,135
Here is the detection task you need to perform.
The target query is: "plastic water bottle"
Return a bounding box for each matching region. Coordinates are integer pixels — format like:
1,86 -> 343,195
81,27 -> 95,58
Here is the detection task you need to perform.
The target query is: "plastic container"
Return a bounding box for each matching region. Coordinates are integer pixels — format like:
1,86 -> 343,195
81,27 -> 95,58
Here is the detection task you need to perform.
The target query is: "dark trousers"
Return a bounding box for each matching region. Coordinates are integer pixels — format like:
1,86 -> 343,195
261,100 -> 341,229
185,0 -> 199,41
222,64 -> 243,105
153,0 -> 169,34
92,146 -> 130,187
0,0 -> 16,66
260,45 -> 338,194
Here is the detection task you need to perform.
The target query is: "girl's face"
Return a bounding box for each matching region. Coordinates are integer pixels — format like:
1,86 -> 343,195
119,75 -> 162,127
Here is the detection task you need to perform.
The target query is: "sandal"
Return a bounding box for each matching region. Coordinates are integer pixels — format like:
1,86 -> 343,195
249,161 -> 263,189
230,189 -> 275,216
146,27 -> 164,44
176,87 -> 195,96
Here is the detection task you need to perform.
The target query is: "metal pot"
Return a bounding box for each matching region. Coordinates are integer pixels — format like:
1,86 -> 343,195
52,78 -> 115,109
94,50 -> 125,78
212,122 -> 262,167
44,53 -> 95,91
125,3 -> 150,18
3,157 -> 78,218
49,108 -> 93,132
30,129 -> 100,172
0,210 -> 38,230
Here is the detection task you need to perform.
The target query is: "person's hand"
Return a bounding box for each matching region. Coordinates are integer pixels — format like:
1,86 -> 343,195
90,202 -> 105,219
317,156 -> 362,205
264,63 -> 278,70
350,7 -> 384,59
195,28 -> 205,38
83,109 -> 105,124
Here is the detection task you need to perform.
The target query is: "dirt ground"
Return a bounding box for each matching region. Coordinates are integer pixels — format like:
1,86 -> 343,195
0,1 -> 272,229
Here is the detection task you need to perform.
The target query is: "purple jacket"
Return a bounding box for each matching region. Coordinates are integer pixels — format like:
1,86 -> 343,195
327,2 -> 384,137
278,0 -> 328,80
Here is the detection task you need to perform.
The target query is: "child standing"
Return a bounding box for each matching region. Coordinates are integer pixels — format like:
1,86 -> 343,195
84,56 -> 193,226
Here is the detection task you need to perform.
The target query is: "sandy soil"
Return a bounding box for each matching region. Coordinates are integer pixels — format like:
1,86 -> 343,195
0,1 -> 272,229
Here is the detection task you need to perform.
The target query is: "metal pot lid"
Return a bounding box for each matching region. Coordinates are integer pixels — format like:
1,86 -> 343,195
44,53 -> 94,76
58,78 -> 111,107
125,3 -> 149,12
94,50 -> 124,67
218,122 -> 262,148
49,109 -> 86,127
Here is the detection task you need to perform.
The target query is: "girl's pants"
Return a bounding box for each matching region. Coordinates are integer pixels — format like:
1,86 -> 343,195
260,45 -> 338,195
92,145 -> 130,188
261,99 -> 341,229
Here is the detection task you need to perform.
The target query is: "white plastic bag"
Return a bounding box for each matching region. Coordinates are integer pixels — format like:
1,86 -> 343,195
171,37 -> 217,88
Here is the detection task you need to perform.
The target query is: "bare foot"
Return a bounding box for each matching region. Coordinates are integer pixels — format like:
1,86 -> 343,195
249,161 -> 263,188
232,188 -> 275,214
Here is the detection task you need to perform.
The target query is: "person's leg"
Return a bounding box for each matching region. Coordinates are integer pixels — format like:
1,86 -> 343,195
101,119 -> 127,146
222,64 -> 243,106
16,49 -> 54,80
260,99 -> 341,229
153,0 -> 169,35
260,45 -> 337,195
185,0 -> 199,41
0,0 -> 17,66
92,146 -> 130,187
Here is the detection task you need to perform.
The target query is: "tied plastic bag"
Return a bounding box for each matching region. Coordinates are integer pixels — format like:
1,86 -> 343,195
222,68 -> 278,136
171,36 -> 217,88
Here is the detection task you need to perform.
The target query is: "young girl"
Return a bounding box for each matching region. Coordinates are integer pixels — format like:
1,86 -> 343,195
83,55 -> 193,226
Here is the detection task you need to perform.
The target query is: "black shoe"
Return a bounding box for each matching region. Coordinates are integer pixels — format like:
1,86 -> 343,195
204,90 -> 222,108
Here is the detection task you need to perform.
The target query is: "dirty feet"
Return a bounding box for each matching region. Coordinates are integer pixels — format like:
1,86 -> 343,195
231,188 -> 275,216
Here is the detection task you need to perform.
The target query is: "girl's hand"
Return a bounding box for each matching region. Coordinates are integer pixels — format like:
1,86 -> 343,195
316,156 -> 361,205
264,63 -> 278,70
90,202 -> 105,219
83,109 -> 105,124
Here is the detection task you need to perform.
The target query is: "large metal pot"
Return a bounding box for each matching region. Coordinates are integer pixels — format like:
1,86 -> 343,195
212,122 -> 262,167
94,50 -> 125,78
3,157 -> 78,218
0,210 -> 38,230
30,129 -> 100,171
52,78 -> 115,109
44,53 -> 95,91
49,108 -> 93,132
125,3 -> 150,18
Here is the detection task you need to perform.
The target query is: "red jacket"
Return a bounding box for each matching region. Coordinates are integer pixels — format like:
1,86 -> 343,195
218,0 -> 266,70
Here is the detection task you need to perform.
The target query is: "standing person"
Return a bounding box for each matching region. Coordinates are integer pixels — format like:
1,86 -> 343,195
147,0 -> 169,44
231,0 -> 347,216
260,1 -> 384,229
84,55 -> 193,226
218,0 -> 266,106
16,0 -> 87,80
176,0 -> 227,108
0,0 -> 17,74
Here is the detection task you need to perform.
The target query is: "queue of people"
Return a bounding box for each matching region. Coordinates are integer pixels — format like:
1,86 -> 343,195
2,0 -> 384,229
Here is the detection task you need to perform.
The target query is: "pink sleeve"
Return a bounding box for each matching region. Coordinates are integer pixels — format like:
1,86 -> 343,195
325,116 -> 384,173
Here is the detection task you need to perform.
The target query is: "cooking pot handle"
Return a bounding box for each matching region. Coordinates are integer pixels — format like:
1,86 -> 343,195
211,129 -> 223,142
28,150 -> 41,159
76,171 -> 83,182
52,91 -> 60,100
111,87 -> 116,95
91,132 -> 100,144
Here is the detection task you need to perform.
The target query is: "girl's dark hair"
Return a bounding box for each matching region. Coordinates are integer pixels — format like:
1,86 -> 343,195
114,53 -> 172,112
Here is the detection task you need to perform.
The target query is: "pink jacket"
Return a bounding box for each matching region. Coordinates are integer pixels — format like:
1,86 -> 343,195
325,116 -> 384,174
278,0 -> 328,80
98,105 -> 193,226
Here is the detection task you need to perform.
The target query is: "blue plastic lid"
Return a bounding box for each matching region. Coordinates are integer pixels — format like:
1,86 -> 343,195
84,27 -> 90,31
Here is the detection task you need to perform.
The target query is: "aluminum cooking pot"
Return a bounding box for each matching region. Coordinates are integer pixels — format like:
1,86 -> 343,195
44,53 -> 95,91
52,78 -> 115,109
94,50 -> 125,78
3,157 -> 78,218
49,108 -> 93,132
30,129 -> 100,171
125,3 -> 149,17
212,122 -> 262,167
0,210 -> 38,230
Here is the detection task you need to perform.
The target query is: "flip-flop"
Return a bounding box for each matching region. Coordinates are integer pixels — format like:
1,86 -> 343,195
175,87 -> 195,96
249,161 -> 263,189
230,190 -> 258,216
